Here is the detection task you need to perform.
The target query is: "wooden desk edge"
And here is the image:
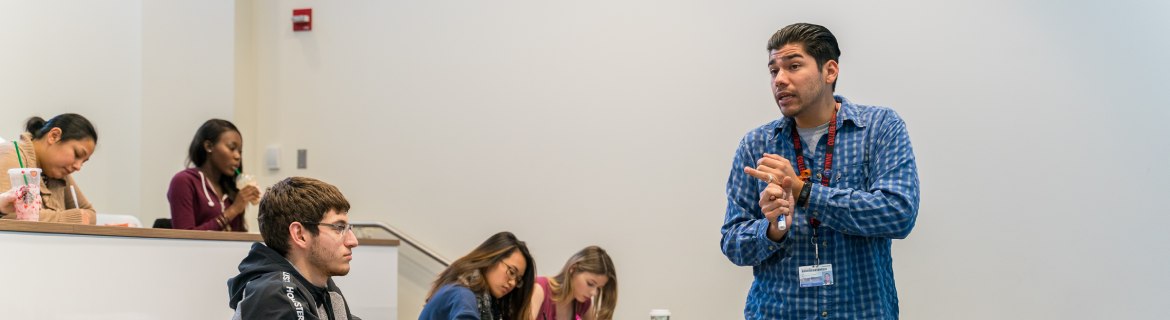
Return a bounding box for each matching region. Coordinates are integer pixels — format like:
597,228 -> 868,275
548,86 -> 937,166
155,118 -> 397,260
0,219 -> 399,246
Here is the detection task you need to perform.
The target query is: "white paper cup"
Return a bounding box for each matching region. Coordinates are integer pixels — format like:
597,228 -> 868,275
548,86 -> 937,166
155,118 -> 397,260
650,309 -> 671,320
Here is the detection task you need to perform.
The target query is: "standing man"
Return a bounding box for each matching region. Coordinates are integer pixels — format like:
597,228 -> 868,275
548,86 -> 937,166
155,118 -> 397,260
228,177 -> 361,320
720,23 -> 920,319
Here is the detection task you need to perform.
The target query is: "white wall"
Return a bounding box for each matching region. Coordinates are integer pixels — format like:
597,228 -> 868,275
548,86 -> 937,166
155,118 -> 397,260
5,0 -> 1170,319
246,0 -> 759,318
0,0 -> 237,227
140,0 -> 238,227
245,1 -> 1170,319
0,0 -> 144,217
1,227 -> 399,320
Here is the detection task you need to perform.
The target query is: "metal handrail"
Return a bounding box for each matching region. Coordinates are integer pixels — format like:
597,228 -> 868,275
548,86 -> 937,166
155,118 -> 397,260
351,220 -> 450,267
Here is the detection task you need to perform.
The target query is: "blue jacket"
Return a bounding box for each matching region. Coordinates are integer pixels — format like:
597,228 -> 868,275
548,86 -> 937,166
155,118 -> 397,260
418,284 -> 481,320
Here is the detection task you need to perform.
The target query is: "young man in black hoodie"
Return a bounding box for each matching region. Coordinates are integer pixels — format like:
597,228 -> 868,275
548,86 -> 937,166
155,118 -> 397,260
227,177 -> 361,320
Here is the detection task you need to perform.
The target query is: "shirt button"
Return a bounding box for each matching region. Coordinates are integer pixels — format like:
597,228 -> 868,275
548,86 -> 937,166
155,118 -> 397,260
822,241 -> 827,246
813,211 -> 819,216
822,311 -> 829,317
769,246 -> 775,250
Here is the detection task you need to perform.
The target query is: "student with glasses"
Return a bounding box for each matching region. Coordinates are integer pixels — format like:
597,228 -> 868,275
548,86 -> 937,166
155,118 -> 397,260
419,231 -> 535,320
227,177 -> 361,320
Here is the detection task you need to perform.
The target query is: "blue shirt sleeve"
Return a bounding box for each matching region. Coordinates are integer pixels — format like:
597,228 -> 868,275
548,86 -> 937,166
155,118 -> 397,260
721,134 -> 791,266
807,110 -> 920,239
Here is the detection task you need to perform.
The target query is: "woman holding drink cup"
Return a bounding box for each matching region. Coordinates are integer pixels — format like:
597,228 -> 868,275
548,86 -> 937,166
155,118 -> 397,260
167,119 -> 260,231
0,114 -> 98,224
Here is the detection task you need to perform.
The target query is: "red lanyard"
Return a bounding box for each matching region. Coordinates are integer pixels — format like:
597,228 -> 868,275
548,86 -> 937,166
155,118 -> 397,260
790,108 -> 837,228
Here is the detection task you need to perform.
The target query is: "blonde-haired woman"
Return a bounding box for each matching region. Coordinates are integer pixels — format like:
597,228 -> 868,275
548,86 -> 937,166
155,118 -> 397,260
529,246 -> 617,320
419,231 -> 536,320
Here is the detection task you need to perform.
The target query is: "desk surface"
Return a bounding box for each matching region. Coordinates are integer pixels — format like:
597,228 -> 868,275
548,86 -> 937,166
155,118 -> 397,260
0,219 -> 399,246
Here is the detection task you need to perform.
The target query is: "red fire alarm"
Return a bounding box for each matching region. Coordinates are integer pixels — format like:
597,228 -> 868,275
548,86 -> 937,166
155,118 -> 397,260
292,8 -> 312,31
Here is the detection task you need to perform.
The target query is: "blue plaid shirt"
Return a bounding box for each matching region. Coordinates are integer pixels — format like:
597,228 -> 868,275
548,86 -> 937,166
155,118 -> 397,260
721,95 -> 920,319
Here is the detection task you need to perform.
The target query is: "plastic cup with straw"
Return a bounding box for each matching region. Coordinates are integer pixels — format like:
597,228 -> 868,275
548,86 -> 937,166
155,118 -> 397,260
9,141 -> 42,221
235,168 -> 259,205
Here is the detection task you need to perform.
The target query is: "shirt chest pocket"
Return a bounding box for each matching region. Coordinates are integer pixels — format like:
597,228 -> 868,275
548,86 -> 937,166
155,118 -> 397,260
832,162 -> 868,190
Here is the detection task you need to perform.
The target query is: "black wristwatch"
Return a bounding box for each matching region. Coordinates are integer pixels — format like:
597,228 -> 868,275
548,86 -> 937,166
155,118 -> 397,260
796,182 -> 812,207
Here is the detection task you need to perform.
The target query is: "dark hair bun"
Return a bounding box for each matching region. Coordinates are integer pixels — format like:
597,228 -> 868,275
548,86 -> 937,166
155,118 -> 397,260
25,116 -> 47,135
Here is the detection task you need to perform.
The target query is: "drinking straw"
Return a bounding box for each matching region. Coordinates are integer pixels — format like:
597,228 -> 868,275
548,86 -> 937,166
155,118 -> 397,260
12,141 -> 28,186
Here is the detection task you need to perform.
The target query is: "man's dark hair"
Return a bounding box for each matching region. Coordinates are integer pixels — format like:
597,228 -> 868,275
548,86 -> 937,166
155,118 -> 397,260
258,177 -> 351,256
767,23 -> 841,90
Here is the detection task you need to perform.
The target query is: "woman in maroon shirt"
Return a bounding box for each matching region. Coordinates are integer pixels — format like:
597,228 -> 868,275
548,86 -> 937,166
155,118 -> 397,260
166,119 -> 260,231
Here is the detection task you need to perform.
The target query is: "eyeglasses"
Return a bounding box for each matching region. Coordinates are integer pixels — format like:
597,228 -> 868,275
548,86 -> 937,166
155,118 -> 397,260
302,221 -> 355,238
501,261 -> 524,288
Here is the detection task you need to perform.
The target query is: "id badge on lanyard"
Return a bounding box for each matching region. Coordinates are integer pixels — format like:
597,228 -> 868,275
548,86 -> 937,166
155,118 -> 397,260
799,264 -> 834,287
792,106 -> 838,288
798,227 -> 833,288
